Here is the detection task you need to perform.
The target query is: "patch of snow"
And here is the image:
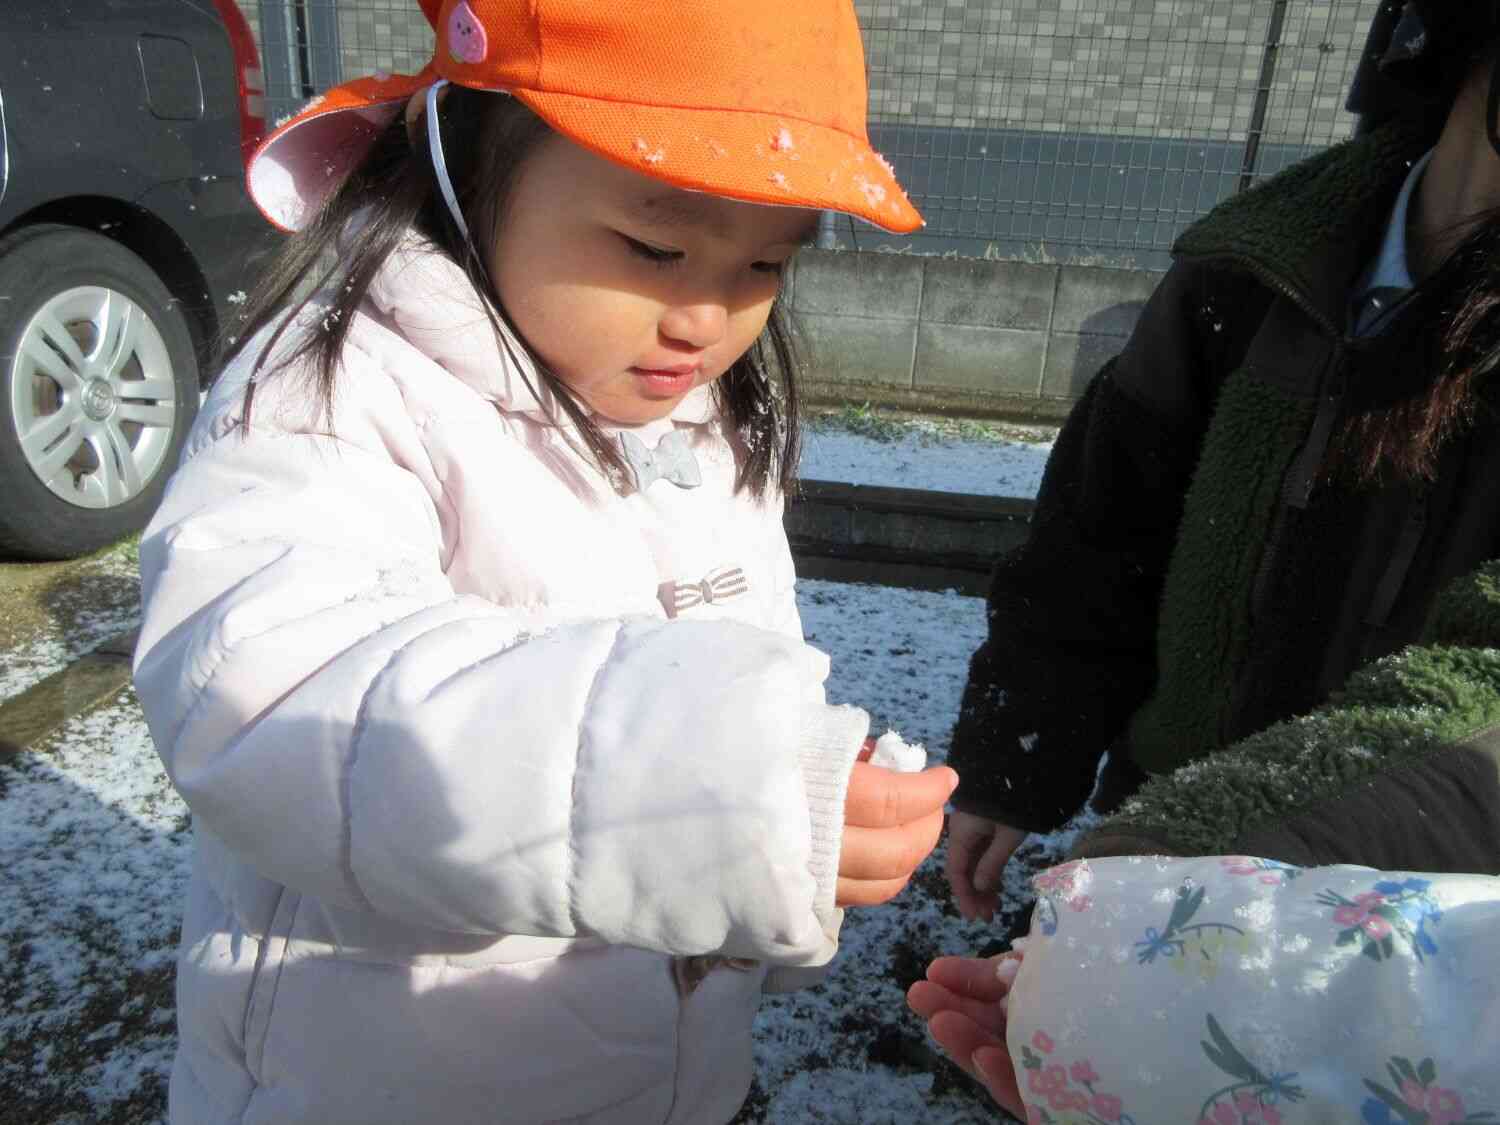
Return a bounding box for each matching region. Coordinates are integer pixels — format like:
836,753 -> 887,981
0,551 -> 141,705
801,423 -> 1053,498
870,729 -> 927,773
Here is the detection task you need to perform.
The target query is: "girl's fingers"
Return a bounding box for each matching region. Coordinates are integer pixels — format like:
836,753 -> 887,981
925,1009 -> 1006,1076
944,813 -> 1001,921
905,979 -> 1009,1036
838,809 -> 945,881
844,763 -> 958,829
834,873 -> 910,907
971,826 -> 1024,895
972,1045 -> 1027,1119
924,955 -> 1015,1003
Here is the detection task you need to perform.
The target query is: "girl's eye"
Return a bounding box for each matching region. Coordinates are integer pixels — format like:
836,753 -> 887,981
620,235 -> 683,268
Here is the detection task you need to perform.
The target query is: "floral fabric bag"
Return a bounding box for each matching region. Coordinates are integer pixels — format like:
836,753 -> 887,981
1006,855 -> 1500,1125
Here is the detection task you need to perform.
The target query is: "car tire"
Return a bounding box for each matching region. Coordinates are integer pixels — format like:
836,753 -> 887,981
0,224 -> 200,560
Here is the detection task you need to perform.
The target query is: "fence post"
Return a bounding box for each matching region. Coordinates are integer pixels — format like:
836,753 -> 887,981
256,0 -> 341,124
302,0 -> 344,92
1238,0 -> 1291,193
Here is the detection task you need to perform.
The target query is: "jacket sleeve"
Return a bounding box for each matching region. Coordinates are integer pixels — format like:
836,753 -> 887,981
1004,856 -> 1500,1123
948,261 -> 1268,831
1074,560 -> 1500,874
133,382 -> 865,967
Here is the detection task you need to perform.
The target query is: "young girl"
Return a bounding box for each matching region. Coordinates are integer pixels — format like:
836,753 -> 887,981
131,2 -> 956,1122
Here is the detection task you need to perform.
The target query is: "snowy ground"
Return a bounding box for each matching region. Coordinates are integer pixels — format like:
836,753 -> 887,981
0,545 -> 142,707
800,414 -> 1054,498
0,578 -> 1068,1124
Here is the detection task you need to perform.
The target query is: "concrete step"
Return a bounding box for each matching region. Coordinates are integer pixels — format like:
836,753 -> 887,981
787,478 -> 1032,595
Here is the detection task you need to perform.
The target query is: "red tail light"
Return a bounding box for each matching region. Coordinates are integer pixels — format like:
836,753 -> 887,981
211,0 -> 268,169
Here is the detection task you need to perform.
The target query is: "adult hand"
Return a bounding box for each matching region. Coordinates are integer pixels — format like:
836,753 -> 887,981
907,954 -> 1025,1118
836,761 -> 957,907
946,812 -> 1027,921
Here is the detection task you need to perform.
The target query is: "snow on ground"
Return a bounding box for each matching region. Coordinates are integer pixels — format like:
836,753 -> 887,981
0,547 -> 142,706
0,578 -> 1054,1123
800,417 -> 1054,499
0,694 -> 189,1124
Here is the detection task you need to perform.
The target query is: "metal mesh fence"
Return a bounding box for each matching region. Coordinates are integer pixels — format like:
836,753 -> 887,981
237,0 -> 1377,269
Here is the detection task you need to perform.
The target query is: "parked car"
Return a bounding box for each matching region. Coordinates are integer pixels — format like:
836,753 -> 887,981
0,0 -> 279,559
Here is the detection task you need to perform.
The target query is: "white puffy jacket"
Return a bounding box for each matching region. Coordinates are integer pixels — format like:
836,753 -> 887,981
133,238 -> 868,1125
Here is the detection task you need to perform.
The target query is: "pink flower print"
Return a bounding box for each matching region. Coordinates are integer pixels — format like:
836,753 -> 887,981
1260,1107 -> 1283,1125
1353,891 -> 1386,908
1334,904 -> 1369,927
1401,1079 -> 1428,1108
1426,1087 -> 1466,1125
1210,1102 -> 1238,1125
1362,914 -> 1393,940
1070,1059 -> 1101,1085
446,1 -> 487,64
1091,1092 -> 1124,1121
1069,894 -> 1094,912
1034,862 -> 1081,892
1063,1091 -> 1090,1112
1046,1090 -> 1071,1112
1027,1065 -> 1068,1098
1025,1107 -> 1044,1125
1222,857 -> 1259,876
1259,874 -> 1283,885
1032,1030 -> 1055,1055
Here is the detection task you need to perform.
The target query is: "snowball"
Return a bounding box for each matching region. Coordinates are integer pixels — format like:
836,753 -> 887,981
868,730 -> 926,773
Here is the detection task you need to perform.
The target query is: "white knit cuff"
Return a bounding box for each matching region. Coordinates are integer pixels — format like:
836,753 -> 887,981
799,702 -> 869,928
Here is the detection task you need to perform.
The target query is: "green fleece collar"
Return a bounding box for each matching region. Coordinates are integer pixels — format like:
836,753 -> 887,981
1174,121 -> 1436,331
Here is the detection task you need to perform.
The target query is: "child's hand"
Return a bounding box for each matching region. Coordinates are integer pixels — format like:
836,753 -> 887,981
836,758 -> 956,907
946,811 -> 1028,922
906,954 -> 1025,1118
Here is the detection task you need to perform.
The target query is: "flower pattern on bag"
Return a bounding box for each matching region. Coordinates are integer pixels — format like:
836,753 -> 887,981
1360,1055 -> 1496,1124
1133,881 -> 1251,978
1032,860 -> 1095,937
1019,1029 -> 1139,1124
1196,1014 -> 1304,1124
1316,878 -> 1442,964
1219,856 -> 1304,886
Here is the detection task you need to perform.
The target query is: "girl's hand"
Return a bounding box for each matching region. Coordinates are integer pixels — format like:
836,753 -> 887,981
907,954 -> 1025,1118
946,811 -> 1028,922
836,758 -> 957,907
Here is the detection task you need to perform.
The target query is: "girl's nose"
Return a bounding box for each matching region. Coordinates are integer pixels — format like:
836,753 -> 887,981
659,302 -> 727,349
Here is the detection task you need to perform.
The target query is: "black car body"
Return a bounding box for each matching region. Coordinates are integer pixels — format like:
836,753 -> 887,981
0,0 -> 278,558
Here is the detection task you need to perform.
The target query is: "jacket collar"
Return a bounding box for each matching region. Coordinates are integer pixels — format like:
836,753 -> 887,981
1173,119 -> 1437,333
361,232 -> 716,428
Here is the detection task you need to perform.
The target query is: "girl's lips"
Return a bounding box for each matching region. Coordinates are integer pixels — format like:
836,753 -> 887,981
630,366 -> 699,396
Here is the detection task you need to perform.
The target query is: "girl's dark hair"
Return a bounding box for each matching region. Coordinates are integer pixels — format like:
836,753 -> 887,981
1325,211 -> 1500,485
1325,46 -> 1500,486
224,88 -> 801,497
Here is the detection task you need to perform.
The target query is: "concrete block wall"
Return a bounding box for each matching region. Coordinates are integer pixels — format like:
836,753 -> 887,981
788,250 -> 1160,418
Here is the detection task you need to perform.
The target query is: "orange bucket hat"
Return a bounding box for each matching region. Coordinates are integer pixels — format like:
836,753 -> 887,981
247,0 -> 924,235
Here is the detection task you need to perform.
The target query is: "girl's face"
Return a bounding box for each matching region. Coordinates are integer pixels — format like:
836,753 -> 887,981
490,134 -> 818,426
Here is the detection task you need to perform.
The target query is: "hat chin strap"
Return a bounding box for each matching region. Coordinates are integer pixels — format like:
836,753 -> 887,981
426,79 -> 471,242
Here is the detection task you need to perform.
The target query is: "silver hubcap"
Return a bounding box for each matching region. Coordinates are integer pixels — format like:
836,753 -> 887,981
10,286 -> 177,510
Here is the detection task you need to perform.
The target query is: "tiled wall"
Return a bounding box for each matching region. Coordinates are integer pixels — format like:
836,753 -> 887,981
240,0 -> 1369,145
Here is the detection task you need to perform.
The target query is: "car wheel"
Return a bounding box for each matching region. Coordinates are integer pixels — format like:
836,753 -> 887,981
0,224 -> 200,560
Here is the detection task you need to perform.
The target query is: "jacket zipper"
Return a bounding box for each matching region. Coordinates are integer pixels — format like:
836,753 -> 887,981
1179,251 -> 1346,744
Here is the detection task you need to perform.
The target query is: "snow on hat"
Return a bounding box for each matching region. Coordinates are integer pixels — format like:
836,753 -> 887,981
247,0 -> 924,235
